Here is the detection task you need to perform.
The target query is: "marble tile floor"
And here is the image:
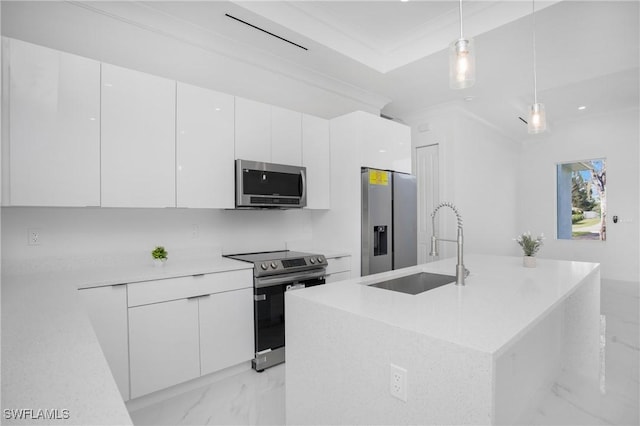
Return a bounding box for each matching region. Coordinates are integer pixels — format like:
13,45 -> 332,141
129,280 -> 639,426
129,363 -> 285,425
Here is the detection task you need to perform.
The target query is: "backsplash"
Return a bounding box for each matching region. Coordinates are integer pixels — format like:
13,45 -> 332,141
1,207 -> 313,274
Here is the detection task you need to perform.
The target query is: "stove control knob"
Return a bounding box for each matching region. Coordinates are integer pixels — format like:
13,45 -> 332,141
270,262 -> 277,269
260,263 -> 268,270
309,257 -> 316,264
317,256 -> 324,263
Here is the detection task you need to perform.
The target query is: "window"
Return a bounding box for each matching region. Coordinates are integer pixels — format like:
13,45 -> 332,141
557,159 -> 606,241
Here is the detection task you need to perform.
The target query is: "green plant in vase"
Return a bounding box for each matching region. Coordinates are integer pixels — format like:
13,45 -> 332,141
515,232 -> 544,268
151,246 -> 168,266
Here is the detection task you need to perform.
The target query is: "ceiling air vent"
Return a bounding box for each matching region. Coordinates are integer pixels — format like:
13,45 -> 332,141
225,13 -> 308,51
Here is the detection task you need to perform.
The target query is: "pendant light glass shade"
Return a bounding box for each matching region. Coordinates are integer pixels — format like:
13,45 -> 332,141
449,37 -> 475,89
528,102 -> 546,134
449,0 -> 475,89
527,0 -> 547,134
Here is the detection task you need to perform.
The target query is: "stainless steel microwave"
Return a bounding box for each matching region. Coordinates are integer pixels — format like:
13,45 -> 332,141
235,159 -> 307,208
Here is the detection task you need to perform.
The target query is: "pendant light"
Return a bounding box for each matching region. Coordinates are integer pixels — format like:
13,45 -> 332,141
528,0 -> 546,134
449,0 -> 475,89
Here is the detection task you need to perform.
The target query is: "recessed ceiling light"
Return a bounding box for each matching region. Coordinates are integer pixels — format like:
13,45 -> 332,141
578,106 -> 587,110
464,96 -> 474,102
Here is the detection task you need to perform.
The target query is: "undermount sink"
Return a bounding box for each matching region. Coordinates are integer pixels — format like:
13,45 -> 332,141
368,272 -> 456,295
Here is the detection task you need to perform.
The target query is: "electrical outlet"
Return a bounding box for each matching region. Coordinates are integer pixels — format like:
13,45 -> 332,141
390,363 -> 407,402
191,224 -> 199,239
28,228 -> 42,246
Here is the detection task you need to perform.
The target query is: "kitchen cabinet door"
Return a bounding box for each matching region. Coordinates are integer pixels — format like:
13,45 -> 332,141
271,106 -> 302,166
5,38 -> 100,206
325,271 -> 351,283
359,113 -> 411,173
199,287 -> 254,376
302,114 -> 331,209
325,255 -> 351,283
177,83 -> 234,208
128,298 -> 200,398
234,97 -> 271,163
101,63 -> 176,207
78,284 -> 130,400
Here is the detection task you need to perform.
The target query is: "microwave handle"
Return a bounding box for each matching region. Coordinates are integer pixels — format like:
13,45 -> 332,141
300,169 -> 306,201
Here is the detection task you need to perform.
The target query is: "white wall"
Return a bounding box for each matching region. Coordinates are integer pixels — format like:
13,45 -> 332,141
519,108 -> 640,282
1,207 -> 312,271
407,106 -> 521,261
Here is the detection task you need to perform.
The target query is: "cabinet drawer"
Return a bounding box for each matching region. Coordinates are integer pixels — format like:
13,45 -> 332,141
326,271 -> 351,284
326,256 -> 351,275
128,269 -> 253,307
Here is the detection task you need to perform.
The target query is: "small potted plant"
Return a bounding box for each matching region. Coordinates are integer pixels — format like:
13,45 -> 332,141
515,232 -> 544,268
151,246 -> 168,267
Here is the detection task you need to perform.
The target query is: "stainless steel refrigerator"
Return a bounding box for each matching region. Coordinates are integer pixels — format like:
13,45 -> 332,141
361,167 -> 417,276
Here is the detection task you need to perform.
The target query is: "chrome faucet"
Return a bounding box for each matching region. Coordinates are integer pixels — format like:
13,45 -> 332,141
429,202 -> 469,286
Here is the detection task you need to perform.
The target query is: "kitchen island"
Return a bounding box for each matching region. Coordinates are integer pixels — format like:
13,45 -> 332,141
285,254 -> 600,425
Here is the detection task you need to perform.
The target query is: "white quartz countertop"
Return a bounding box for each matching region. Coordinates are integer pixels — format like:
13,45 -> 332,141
74,255 -> 253,289
288,254 -> 600,356
1,254 -> 252,425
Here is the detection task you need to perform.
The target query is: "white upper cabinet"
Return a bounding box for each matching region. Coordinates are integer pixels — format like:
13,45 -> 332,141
4,38 -> 100,206
101,63 -> 176,208
235,98 -> 303,166
302,114 -> 330,209
234,97 -> 271,163
358,112 -> 411,173
176,83 -> 235,209
271,106 -> 302,166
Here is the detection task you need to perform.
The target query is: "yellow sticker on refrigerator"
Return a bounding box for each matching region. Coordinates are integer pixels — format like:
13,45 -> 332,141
369,169 -> 389,185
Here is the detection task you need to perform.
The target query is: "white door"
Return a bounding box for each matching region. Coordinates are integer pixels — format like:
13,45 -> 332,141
302,114 -> 330,209
176,82 -> 235,208
416,144 -> 439,264
7,38 -> 100,206
199,288 -> 254,376
128,298 -> 200,398
101,63 -> 176,208
78,285 -> 129,400
271,106 -> 302,166
234,97 -> 271,162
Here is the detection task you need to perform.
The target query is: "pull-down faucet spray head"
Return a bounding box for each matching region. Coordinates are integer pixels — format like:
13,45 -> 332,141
429,236 -> 439,257
429,202 -> 467,286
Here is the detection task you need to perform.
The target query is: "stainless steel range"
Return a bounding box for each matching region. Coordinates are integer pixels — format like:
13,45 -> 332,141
224,250 -> 327,371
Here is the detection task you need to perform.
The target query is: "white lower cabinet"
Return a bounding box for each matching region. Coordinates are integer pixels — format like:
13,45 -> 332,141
326,271 -> 351,283
325,255 -> 352,283
127,270 -> 253,398
129,298 -> 201,398
78,284 -> 130,400
199,288 -> 254,376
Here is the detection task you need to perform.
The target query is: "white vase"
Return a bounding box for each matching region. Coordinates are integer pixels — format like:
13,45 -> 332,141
153,258 -> 167,267
523,256 -> 536,268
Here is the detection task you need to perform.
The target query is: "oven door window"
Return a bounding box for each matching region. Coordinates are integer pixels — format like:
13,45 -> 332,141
254,276 -> 325,354
254,285 -> 285,353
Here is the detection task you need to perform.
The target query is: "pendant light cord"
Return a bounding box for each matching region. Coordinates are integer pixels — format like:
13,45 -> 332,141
459,0 -> 464,39
532,0 -> 538,104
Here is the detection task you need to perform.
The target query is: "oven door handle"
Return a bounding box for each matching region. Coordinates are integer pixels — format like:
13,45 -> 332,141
254,269 -> 326,288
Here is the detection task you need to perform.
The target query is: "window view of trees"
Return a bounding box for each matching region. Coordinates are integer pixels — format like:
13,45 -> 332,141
557,159 -> 606,241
